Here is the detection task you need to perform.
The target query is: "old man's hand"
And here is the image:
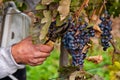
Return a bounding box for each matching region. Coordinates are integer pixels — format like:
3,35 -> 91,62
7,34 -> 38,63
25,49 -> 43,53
11,37 -> 53,66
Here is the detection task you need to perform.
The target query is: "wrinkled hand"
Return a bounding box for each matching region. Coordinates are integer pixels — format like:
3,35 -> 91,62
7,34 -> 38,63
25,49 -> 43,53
11,37 -> 53,66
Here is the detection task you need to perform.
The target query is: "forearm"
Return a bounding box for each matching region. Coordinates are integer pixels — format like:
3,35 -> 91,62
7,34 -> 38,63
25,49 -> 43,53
0,46 -> 25,79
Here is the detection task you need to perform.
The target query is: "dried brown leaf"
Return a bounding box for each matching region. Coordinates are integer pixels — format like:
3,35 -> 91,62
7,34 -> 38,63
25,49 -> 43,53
91,15 -> 97,21
57,0 -> 71,21
27,12 -> 36,24
45,39 -> 54,47
86,55 -> 103,64
69,71 -> 85,80
0,0 -> 3,5
82,44 -> 91,53
39,10 -> 52,43
93,24 -> 102,33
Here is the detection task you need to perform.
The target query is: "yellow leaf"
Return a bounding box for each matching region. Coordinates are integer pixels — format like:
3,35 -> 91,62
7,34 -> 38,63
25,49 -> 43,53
114,62 -> 120,70
41,10 -> 51,23
57,0 -> 71,21
110,71 -> 117,80
39,10 -> 52,43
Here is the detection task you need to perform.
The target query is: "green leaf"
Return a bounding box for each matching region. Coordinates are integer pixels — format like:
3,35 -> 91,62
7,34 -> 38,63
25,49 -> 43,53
35,4 -> 46,10
57,0 -> 71,21
56,15 -> 65,26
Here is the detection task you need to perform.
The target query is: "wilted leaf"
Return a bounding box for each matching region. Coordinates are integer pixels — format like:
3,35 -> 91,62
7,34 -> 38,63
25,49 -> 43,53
91,14 -> 98,21
86,55 -> 103,64
41,10 -> 51,23
45,40 -> 54,47
41,0 -> 53,5
69,71 -> 94,80
82,44 -> 91,53
57,0 -> 71,21
93,24 -> 102,33
0,0 -> 2,5
69,71 -> 79,80
40,10 -> 52,43
116,71 -> 120,78
69,71 -> 85,80
91,75 -> 104,80
27,12 -> 36,24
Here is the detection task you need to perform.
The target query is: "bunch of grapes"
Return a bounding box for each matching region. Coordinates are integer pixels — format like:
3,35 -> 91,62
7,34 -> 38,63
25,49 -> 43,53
62,19 -> 95,68
99,11 -> 112,51
47,21 -> 67,42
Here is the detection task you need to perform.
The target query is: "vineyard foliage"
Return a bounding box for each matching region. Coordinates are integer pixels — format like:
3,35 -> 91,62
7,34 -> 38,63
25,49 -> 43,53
1,0 -> 120,80
1,0 -> 120,40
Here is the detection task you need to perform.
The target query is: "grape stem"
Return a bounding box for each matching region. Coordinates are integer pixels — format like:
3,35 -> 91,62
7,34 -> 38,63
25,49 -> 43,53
82,44 -> 91,53
110,40 -> 120,54
74,0 -> 89,20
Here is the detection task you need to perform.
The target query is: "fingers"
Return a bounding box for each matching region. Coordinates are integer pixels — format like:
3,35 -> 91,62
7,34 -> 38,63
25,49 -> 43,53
33,51 -> 50,58
12,36 -> 54,66
35,44 -> 54,53
29,62 -> 43,66
28,44 -> 53,66
29,58 -> 46,66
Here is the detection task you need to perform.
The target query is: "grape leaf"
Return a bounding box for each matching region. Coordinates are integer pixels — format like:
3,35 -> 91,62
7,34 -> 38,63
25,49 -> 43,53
57,0 -> 71,21
93,24 -> 102,33
35,4 -> 46,10
40,10 -> 52,43
41,0 -> 53,5
56,16 -> 65,26
86,55 -> 103,64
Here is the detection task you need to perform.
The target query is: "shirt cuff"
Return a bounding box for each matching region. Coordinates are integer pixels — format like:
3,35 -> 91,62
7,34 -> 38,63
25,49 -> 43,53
0,46 -> 25,78
9,46 -> 25,69
1,46 -> 25,69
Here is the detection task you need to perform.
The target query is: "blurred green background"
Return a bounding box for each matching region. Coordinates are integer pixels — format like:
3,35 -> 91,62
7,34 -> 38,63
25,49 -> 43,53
26,49 -> 60,80
26,37 -> 120,80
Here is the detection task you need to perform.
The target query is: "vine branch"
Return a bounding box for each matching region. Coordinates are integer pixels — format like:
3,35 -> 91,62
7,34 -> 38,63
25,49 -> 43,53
74,0 -> 89,20
110,40 -> 120,54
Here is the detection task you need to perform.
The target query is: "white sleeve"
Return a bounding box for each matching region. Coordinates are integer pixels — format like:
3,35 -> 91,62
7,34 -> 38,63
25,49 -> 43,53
0,46 -> 25,79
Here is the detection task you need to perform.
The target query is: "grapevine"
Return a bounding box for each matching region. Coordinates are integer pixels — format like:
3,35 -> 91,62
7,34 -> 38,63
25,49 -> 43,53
99,10 -> 112,51
62,18 -> 95,69
28,0 -> 120,79
38,0 -> 119,79
1,0 -> 120,79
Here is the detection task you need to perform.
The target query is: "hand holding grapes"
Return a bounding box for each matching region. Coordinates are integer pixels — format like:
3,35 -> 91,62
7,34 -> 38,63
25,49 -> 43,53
11,37 -> 53,66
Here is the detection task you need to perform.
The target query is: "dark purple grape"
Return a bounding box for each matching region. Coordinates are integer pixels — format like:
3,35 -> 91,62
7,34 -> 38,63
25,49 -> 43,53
62,19 -> 95,67
98,11 -> 112,51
